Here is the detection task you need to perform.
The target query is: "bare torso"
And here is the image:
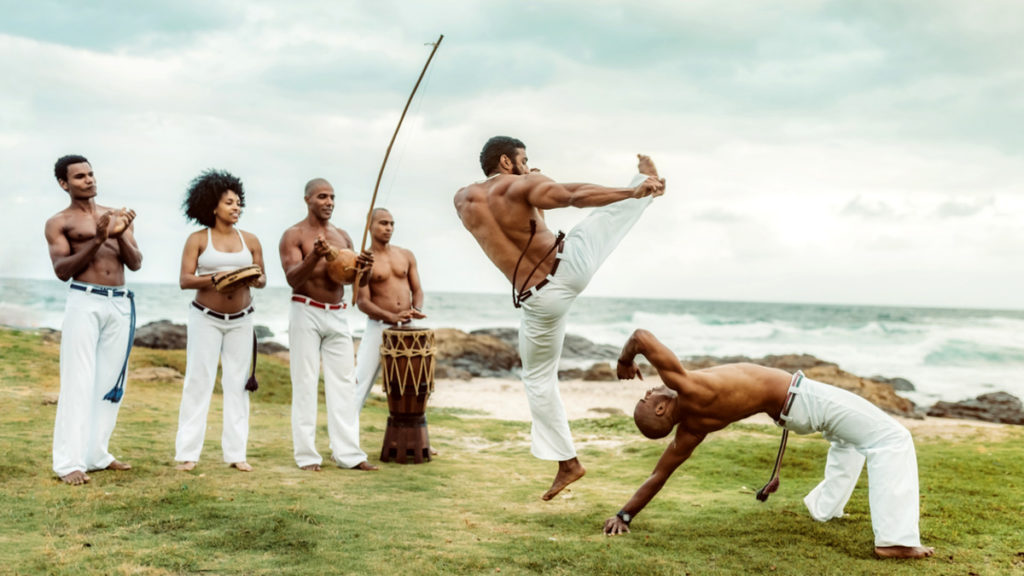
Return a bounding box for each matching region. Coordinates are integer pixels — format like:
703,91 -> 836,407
45,203 -> 134,286
280,221 -> 353,304
454,174 -> 562,292
365,244 -> 416,315
666,363 -> 793,436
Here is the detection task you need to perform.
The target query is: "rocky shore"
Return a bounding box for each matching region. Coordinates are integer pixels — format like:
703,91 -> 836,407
126,321 -> 1024,425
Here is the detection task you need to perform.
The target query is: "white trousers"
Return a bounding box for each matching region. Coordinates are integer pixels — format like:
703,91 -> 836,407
519,173 -> 653,461
175,304 -> 253,463
288,301 -> 363,468
781,377 -> 923,547
53,285 -> 132,476
354,318 -> 391,409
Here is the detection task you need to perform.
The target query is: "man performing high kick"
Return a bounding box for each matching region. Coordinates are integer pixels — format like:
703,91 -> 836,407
454,136 -> 664,499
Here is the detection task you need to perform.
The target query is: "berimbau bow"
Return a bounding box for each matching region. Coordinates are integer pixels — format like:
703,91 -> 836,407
352,33 -> 444,303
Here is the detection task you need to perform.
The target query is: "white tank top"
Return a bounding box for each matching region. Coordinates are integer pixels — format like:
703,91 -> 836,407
196,228 -> 253,275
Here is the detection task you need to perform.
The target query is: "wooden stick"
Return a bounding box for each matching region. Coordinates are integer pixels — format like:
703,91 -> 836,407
353,34 -> 444,303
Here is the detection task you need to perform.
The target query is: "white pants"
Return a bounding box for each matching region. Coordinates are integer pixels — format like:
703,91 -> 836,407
288,300 -> 363,468
53,285 -> 132,476
519,173 -> 653,461
781,377 -> 923,547
175,304 -> 253,463
354,318 -> 392,409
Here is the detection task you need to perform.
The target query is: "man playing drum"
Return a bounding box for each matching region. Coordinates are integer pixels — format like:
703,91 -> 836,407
354,208 -> 426,407
454,137 -> 665,500
44,154 -> 143,485
279,178 -> 376,471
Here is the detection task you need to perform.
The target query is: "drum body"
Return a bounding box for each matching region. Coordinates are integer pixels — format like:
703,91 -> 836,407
379,327 -> 435,463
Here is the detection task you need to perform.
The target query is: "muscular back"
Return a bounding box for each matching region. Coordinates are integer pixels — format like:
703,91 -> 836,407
665,363 -> 793,436
453,174 -> 562,291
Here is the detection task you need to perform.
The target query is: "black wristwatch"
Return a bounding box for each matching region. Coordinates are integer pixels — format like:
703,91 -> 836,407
616,510 -> 632,525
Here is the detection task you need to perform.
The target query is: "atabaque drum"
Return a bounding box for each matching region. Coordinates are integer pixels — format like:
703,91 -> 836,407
379,326 -> 436,464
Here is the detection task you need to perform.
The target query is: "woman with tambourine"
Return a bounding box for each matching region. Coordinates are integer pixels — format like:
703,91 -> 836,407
174,169 -> 266,473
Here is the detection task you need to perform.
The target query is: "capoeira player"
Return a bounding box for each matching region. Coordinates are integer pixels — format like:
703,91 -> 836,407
279,178 -> 376,471
353,208 -> 426,407
603,328 -> 935,560
175,169 -> 267,472
454,136 -> 665,499
45,154 -> 143,485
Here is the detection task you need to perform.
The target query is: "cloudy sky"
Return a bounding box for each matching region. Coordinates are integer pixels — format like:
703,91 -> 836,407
2,0 -> 1021,310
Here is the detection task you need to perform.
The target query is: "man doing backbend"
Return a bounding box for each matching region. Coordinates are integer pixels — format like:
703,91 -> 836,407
603,328 -> 934,560
454,136 -> 664,499
44,154 -> 143,485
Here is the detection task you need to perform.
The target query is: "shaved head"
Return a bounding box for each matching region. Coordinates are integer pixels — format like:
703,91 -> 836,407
371,207 -> 392,222
634,399 -> 675,439
304,178 -> 331,197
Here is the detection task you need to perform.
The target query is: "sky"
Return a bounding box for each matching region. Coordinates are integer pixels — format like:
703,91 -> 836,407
2,0 -> 1022,310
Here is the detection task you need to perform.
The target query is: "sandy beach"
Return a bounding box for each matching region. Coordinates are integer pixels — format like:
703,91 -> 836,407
427,375 -> 1017,442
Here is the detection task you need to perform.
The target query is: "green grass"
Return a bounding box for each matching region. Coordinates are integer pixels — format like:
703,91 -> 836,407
1,328 -> 1023,575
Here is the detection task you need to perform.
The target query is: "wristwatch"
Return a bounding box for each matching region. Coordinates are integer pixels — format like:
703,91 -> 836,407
616,510 -> 632,525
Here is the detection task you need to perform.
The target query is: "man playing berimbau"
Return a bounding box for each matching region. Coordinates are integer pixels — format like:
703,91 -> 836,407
44,154 -> 143,485
454,136 -> 665,499
353,207 -> 426,408
603,328 -> 934,560
279,178 -> 376,471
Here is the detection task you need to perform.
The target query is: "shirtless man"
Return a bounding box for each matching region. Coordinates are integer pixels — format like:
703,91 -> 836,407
279,178 -> 376,472
44,154 -> 143,485
354,207 -> 426,408
454,136 -> 664,500
603,329 -> 935,560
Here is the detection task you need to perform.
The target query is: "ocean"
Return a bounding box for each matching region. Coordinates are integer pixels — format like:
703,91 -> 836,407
2,277 -> 1022,407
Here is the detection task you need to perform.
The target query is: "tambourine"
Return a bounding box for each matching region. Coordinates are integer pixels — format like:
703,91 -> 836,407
213,265 -> 262,293
325,247 -> 359,284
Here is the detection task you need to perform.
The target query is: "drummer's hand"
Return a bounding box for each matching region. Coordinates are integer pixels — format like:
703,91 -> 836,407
313,235 -> 331,258
393,309 -> 416,325
410,307 -> 427,320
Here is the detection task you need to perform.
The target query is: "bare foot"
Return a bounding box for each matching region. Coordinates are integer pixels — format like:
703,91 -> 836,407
875,545 -> 935,559
300,463 -> 322,472
60,470 -> 90,485
175,461 -> 196,471
637,154 -> 659,178
350,461 -> 379,471
541,458 -> 586,501
429,447 -> 439,456
106,460 -> 132,471
230,462 -> 253,472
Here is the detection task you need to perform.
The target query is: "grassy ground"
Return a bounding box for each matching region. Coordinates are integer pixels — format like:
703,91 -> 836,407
1,327 -> 1022,575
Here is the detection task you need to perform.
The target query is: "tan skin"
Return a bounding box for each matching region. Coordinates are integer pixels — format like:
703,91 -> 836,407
279,179 -> 376,472
355,209 -> 425,326
604,329 -> 935,560
44,161 -> 142,485
453,150 -> 664,501
176,189 -> 265,473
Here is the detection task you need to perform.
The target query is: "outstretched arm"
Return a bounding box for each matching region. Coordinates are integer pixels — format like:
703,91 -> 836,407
617,329 -> 686,390
603,428 -> 706,535
511,173 -> 662,211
